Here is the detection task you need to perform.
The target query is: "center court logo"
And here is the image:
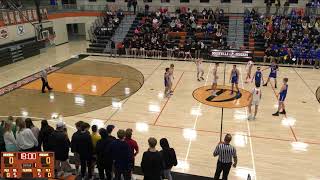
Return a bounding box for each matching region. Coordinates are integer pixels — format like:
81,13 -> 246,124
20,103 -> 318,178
193,85 -> 250,109
205,88 -> 242,102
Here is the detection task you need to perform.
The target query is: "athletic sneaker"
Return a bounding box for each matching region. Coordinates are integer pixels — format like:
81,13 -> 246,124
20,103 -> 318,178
198,78 -> 201,81
263,83 -> 267,86
247,115 -> 252,120
272,112 -> 279,116
200,77 -> 205,80
279,110 -> 286,114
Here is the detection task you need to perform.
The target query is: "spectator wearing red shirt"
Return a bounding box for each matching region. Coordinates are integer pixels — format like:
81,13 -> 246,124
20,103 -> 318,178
125,128 -> 139,170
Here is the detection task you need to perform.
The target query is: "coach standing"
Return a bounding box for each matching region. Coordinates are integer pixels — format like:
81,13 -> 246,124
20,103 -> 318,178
41,69 -> 52,93
213,134 -> 237,180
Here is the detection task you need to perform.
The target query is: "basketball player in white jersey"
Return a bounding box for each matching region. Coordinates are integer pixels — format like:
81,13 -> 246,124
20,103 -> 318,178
195,58 -> 204,81
212,62 -> 219,96
245,60 -> 254,83
169,64 -> 174,94
247,83 -> 262,120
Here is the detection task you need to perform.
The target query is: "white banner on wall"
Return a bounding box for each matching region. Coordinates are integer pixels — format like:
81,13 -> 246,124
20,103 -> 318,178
8,11 -> 15,24
15,11 -> 22,24
2,12 -> 9,25
0,28 -> 9,39
17,25 -> 25,36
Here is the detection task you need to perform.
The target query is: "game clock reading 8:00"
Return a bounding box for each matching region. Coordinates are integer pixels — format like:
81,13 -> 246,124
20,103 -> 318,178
0,152 -> 54,178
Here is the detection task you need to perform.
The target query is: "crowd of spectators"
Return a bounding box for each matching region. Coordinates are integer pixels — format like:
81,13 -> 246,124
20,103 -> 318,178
121,7 -> 228,59
0,117 -> 178,180
245,8 -> 320,67
94,10 -> 124,37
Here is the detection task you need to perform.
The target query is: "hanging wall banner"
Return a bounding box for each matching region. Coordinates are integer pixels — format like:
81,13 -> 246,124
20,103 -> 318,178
43,8 -> 48,19
0,28 -> 9,39
22,11 -> 28,22
27,10 -> 33,21
2,12 -> 9,25
8,11 -> 15,24
17,25 -> 25,36
15,11 -> 22,24
32,9 -> 38,21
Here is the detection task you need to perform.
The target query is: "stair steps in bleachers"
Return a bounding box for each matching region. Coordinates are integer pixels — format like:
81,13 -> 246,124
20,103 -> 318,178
227,16 -> 244,49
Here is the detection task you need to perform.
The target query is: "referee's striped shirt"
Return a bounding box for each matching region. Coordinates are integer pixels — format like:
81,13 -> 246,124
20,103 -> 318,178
213,143 -> 237,163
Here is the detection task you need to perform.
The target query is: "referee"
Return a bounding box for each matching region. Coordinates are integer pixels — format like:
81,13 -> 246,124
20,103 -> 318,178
41,69 -> 52,93
213,134 -> 237,180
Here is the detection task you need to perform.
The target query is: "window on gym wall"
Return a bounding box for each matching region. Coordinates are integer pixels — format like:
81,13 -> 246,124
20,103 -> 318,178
106,0 -> 115,2
200,0 -> 210,3
221,0 -> 231,3
242,0 -> 252,3
88,0 -> 96,2
161,0 -> 170,2
143,0 -> 152,2
180,0 -> 190,3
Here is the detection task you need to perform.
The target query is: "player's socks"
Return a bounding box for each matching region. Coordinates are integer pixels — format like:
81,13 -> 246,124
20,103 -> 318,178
272,111 -> 279,116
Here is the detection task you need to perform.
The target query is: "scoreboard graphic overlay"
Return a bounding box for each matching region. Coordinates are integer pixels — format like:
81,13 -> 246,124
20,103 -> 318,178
1,152 -> 54,178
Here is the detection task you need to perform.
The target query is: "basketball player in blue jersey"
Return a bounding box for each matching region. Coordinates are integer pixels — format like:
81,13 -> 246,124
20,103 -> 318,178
263,60 -> 279,88
252,66 -> 264,87
229,65 -> 240,95
273,78 -> 288,116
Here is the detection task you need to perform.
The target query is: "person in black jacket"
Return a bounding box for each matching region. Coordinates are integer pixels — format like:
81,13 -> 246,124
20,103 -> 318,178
70,121 -> 83,174
73,123 -> 93,179
141,137 -> 163,180
109,129 -> 133,180
160,138 -> 178,180
96,126 -> 116,180
49,121 -> 71,177
38,120 -> 54,151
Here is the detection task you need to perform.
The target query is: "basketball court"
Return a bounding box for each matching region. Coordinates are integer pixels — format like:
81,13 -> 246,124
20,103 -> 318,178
0,42 -> 319,180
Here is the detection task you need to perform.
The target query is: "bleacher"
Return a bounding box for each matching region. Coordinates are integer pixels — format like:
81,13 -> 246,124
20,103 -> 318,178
122,9 -> 229,58
0,38 -> 45,67
87,11 -> 124,53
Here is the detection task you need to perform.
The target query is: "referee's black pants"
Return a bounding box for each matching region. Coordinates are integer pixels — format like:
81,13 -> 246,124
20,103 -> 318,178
41,77 -> 52,93
213,161 -> 232,180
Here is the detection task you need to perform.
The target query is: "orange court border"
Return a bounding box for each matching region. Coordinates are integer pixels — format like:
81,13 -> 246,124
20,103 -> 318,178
21,73 -> 122,96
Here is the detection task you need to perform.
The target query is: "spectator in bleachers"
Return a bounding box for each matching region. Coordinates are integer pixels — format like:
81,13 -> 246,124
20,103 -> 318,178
125,128 -> 139,172
96,127 -> 114,180
109,129 -> 133,180
127,0 -> 132,12
110,40 -> 116,57
73,122 -> 93,179
132,0 -> 138,14
3,121 -> 18,152
0,121 -> 5,153
91,125 -> 101,177
38,119 -> 54,151
49,121 -> 71,177
160,138 -> 178,180
16,118 -> 38,151
141,137 -> 163,180
283,0 -> 290,15
25,118 -> 40,141
71,121 -> 84,175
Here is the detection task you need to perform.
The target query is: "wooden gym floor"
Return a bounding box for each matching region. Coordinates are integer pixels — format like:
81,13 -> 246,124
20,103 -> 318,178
0,41 -> 319,180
